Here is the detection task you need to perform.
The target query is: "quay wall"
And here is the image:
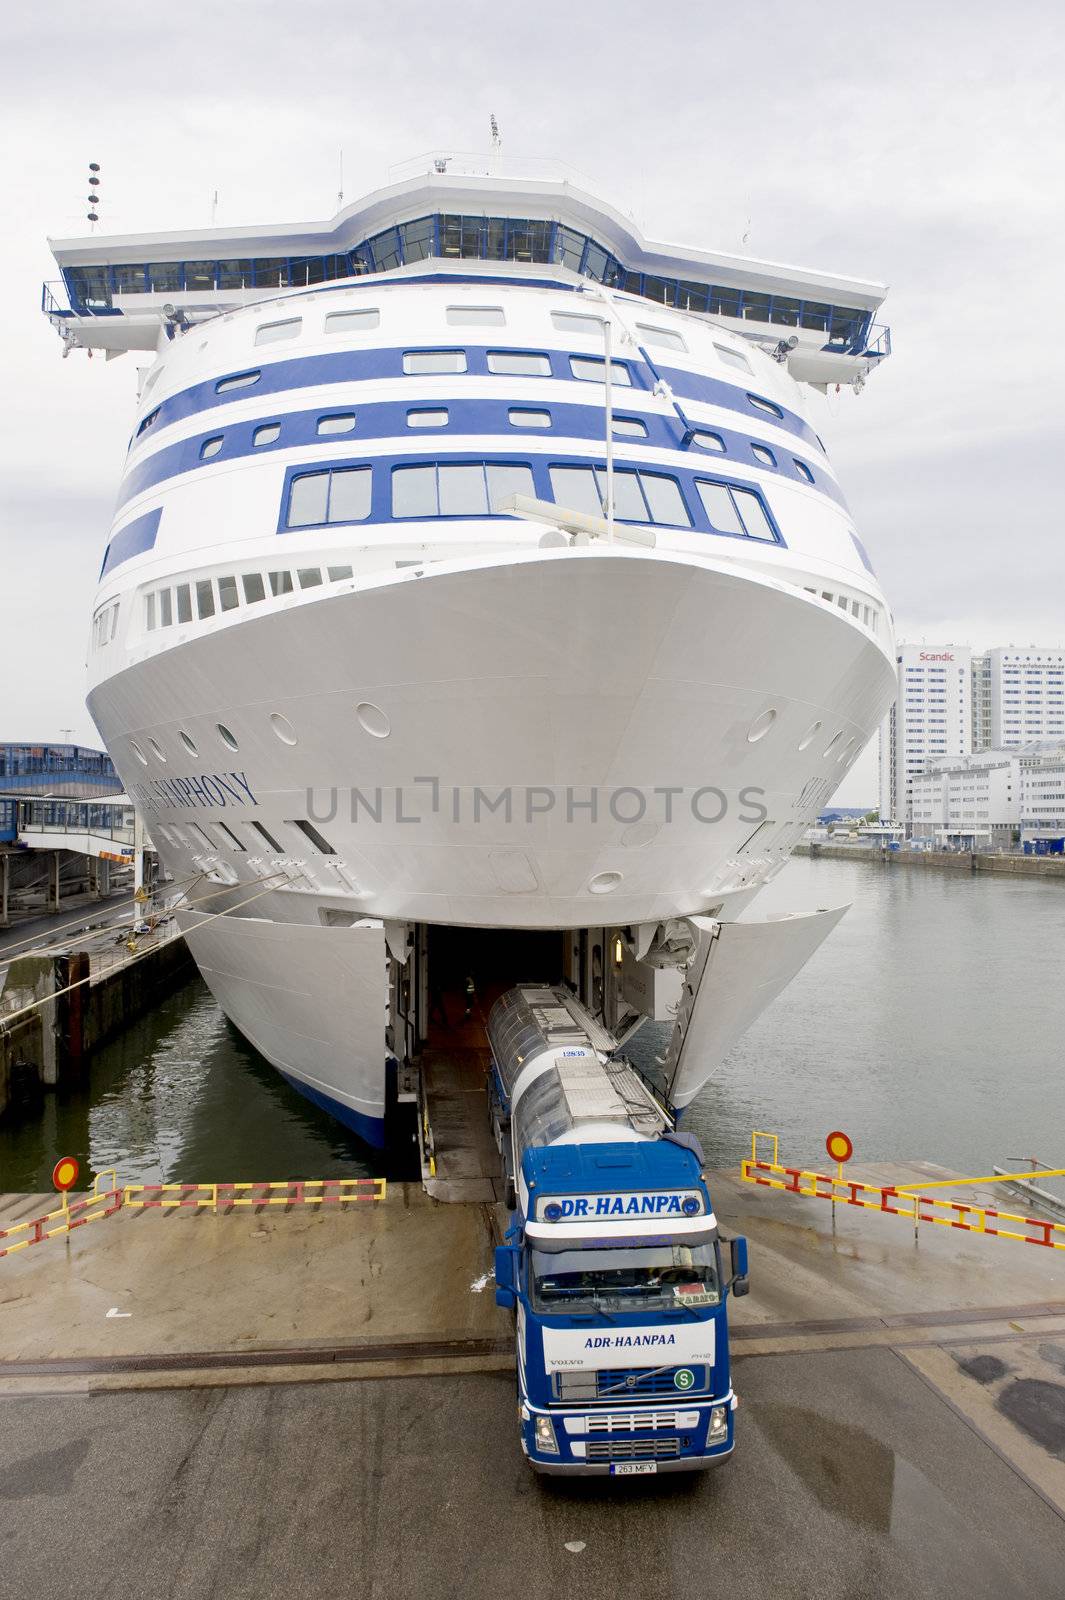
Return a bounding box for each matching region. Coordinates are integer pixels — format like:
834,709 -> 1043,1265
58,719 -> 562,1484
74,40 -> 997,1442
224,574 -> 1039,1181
796,843 -> 1065,878
0,931 -> 193,1120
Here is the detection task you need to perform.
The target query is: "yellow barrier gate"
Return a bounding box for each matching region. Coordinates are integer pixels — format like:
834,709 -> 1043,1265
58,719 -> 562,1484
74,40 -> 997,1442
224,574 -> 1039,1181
0,1173 -> 386,1260
741,1133 -> 1065,1252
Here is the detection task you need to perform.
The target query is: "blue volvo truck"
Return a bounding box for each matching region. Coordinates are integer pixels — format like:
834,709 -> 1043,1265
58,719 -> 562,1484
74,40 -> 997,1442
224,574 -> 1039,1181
488,986 -> 748,1476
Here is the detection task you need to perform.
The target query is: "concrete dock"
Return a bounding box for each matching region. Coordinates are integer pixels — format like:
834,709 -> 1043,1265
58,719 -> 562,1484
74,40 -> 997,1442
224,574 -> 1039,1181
1,1159 -> 1064,1598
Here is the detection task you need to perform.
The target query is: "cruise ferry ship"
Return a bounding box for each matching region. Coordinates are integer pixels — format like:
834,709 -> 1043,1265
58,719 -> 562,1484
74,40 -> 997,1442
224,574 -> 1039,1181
44,155 -> 897,1149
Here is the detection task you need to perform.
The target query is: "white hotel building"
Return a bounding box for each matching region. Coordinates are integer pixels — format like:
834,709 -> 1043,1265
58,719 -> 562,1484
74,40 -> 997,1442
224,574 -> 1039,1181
971,648 -> 1065,750
878,644 -> 971,825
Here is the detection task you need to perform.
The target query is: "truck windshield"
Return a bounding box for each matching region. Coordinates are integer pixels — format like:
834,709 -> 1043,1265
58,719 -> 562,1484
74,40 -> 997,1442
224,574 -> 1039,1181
530,1243 -> 720,1314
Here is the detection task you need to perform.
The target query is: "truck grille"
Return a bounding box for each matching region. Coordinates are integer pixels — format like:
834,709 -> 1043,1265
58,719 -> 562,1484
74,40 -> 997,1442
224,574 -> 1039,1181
555,1365 -> 709,1401
586,1412 -> 682,1433
586,1438 -> 681,1462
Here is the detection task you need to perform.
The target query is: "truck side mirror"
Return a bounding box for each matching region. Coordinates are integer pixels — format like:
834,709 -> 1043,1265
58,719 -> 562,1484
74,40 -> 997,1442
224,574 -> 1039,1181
730,1236 -> 750,1297
495,1244 -> 517,1309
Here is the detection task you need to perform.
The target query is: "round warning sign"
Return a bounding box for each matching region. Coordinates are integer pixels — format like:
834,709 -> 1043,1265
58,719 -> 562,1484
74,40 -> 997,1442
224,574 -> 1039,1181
52,1156 -> 80,1192
825,1131 -> 853,1165
674,1368 -> 696,1391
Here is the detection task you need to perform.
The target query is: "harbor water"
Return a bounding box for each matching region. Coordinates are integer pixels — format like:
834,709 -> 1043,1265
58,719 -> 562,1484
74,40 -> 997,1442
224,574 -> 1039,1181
1,856 -> 1063,1189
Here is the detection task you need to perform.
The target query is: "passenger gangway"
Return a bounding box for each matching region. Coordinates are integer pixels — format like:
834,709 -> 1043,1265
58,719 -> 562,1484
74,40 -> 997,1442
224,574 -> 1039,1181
13,794 -> 139,862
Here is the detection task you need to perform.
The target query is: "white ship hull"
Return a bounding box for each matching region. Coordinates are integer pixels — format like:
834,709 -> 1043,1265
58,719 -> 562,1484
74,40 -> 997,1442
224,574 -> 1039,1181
89,544 -> 892,1142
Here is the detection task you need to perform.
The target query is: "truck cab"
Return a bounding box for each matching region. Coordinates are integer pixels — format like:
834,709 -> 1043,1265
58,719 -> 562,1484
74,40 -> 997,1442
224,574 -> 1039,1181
487,986 -> 748,1476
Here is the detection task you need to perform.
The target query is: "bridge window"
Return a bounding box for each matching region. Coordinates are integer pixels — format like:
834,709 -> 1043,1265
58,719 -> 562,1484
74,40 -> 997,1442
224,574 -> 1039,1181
242,573 -> 266,603
555,227 -> 585,271
794,459 -> 815,484
446,305 -> 505,326
325,307 -> 380,333
569,356 -> 632,386
176,584 -> 192,623
298,568 -> 323,588
317,413 -> 356,435
487,350 -> 551,376
695,479 -> 777,542
509,408 -> 552,429
287,466 -> 373,527
185,261 -> 217,292
253,424 -> 281,447
391,461 -> 535,518
407,408 -> 449,428
801,303 -> 831,332
255,318 -> 301,345
328,564 -> 354,580
218,260 -> 254,290
636,323 -> 687,352
708,287 -> 742,318
144,594 -> 156,631
196,580 -> 215,619
403,349 -> 467,374
747,393 -> 783,419
612,416 -> 647,437
401,218 -> 434,261
714,343 -> 752,374
113,265 -> 147,294
148,263 -> 182,293
218,575 -> 240,612
137,408 -> 160,437
216,370 -> 260,394
270,571 -> 294,595
159,590 -> 173,627
252,259 -> 289,288
751,444 -> 776,467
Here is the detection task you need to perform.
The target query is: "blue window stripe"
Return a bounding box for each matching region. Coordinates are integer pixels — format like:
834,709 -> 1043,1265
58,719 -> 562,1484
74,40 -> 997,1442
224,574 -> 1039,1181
100,507 -> 162,576
126,343 -> 822,455
116,396 -> 843,514
272,451 -> 786,549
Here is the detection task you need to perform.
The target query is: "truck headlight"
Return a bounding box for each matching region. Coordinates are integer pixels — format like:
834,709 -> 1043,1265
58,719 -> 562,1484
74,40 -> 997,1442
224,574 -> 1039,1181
708,1405 -> 728,1441
534,1414 -> 560,1455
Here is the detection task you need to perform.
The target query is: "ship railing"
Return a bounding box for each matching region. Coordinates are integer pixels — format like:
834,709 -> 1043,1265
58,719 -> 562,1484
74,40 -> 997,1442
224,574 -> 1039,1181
863,322 -> 892,360
41,280 -> 72,320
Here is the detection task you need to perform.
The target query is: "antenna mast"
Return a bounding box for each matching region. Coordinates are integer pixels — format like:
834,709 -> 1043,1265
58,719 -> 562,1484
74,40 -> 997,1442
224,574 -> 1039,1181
86,162 -> 101,230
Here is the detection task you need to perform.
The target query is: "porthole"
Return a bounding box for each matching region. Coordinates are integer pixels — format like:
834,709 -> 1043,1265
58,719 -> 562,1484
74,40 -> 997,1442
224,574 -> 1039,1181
270,712 -> 297,746
798,721 -> 822,751
823,731 -> 844,758
217,723 -> 239,752
747,708 -> 777,744
130,740 -> 148,766
589,871 -> 623,895
147,737 -> 167,762
838,736 -> 858,764
180,730 -> 199,757
355,701 -> 390,739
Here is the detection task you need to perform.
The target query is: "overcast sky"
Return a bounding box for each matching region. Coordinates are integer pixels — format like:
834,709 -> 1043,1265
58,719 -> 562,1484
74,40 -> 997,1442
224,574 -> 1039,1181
2,0 -> 1062,803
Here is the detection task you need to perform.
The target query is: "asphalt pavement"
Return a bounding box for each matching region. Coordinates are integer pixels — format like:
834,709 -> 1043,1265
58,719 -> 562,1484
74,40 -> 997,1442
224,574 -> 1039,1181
1,1347 -> 1063,1600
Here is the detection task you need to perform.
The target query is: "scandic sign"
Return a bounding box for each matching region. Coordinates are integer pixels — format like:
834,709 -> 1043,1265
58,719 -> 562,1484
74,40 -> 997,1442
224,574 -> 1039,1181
535,1191 -> 705,1221
918,652 -> 955,662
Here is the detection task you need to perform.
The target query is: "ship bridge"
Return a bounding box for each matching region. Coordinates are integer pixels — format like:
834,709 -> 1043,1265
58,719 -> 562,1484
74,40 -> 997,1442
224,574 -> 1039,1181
43,156 -> 889,390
